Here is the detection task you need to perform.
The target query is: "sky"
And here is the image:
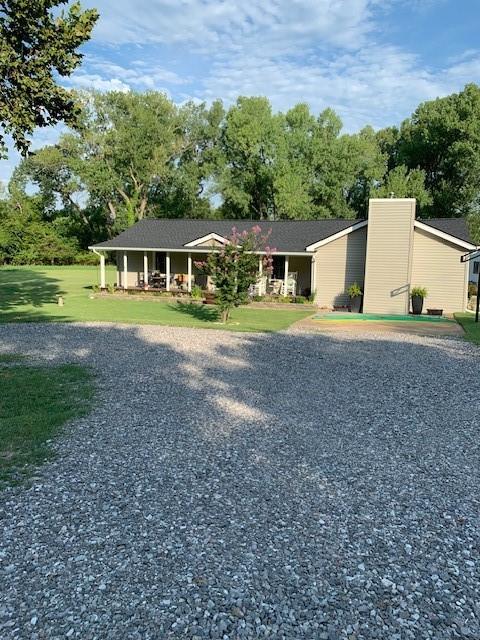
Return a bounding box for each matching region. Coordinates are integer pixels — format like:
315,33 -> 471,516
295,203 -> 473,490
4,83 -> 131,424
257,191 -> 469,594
1,0 -> 480,185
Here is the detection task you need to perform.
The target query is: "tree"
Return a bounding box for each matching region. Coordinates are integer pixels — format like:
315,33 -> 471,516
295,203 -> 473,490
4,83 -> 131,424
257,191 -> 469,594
195,226 -> 273,323
12,91 -> 222,244
0,192 -> 78,264
387,83 -> 480,217
0,0 -> 98,156
372,165 -> 431,207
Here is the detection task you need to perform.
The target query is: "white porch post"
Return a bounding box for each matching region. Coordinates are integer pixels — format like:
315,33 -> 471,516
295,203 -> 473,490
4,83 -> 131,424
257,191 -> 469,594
283,255 -> 289,297
310,255 -> 316,298
99,253 -> 106,289
123,251 -> 128,290
166,251 -> 171,292
187,252 -> 192,292
143,251 -> 148,288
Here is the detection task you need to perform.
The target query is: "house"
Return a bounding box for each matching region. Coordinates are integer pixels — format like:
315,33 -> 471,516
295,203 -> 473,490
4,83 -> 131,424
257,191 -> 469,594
89,198 -> 477,314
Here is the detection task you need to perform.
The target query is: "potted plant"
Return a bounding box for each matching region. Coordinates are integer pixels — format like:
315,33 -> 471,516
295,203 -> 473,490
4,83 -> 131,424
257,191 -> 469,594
347,282 -> 363,313
411,286 -> 427,315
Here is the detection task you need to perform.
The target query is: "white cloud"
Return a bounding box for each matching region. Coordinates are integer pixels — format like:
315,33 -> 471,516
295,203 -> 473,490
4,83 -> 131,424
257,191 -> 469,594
87,0 -> 374,52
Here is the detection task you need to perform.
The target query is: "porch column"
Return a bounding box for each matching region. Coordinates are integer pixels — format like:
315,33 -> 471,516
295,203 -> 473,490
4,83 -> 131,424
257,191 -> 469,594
123,251 -> 128,290
283,255 -> 289,297
143,251 -> 148,288
99,252 -> 106,289
166,251 -> 170,292
187,252 -> 192,292
310,255 -> 316,297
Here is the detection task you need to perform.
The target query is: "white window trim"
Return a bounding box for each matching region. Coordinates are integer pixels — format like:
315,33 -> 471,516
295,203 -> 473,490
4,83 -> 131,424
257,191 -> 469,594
184,232 -> 229,247
305,220 -> 367,251
414,220 -> 477,250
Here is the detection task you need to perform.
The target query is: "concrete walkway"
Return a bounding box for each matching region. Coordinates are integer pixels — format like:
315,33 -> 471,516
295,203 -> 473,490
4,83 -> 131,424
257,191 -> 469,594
292,315 -> 465,337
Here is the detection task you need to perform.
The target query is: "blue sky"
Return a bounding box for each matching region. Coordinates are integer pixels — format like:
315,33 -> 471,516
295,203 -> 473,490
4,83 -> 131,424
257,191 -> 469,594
1,0 -> 480,185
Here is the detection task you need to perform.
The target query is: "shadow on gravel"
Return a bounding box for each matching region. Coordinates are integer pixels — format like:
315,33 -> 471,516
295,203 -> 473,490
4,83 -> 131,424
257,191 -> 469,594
0,322 -> 479,638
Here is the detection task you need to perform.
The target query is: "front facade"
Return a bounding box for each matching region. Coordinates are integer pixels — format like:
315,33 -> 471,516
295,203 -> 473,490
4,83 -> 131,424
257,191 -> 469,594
90,198 -> 477,314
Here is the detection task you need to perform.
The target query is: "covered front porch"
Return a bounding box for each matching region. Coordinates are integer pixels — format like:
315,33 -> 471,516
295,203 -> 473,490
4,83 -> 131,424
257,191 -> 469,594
95,250 -> 315,298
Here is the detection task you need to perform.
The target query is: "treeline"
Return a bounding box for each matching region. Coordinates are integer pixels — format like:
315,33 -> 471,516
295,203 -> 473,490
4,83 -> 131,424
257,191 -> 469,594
1,83 -> 480,264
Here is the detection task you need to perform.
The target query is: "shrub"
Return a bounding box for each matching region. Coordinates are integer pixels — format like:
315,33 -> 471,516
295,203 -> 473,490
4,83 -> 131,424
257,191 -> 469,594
468,282 -> 478,298
294,295 -> 308,304
75,251 -> 99,265
106,283 -> 115,294
411,286 -> 427,298
347,282 -> 362,298
92,283 -> 100,293
191,284 -> 203,299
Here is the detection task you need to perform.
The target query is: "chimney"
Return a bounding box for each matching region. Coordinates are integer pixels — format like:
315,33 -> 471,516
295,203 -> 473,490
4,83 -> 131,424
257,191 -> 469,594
363,198 -> 416,315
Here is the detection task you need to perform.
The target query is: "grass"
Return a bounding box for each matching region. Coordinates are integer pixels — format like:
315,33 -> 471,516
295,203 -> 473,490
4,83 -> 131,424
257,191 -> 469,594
0,359 -> 93,488
454,312 -> 480,345
0,265 -> 312,332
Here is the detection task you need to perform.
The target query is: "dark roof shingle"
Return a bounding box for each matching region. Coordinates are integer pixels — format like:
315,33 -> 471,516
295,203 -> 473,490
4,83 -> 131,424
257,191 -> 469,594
91,216 -> 476,252
91,218 -> 364,252
420,218 -> 474,245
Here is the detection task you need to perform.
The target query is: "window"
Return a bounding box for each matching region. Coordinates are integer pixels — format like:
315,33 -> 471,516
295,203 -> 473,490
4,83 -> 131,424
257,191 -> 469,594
272,255 -> 285,279
474,262 -> 479,275
155,252 -> 166,273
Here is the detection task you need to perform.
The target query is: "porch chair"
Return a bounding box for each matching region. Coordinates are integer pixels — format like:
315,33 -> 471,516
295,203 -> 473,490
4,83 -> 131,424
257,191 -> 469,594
281,272 -> 297,297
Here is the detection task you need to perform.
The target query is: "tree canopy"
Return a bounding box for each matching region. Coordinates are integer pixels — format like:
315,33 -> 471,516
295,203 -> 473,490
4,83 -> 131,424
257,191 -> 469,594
0,0 -> 98,156
2,83 -> 480,264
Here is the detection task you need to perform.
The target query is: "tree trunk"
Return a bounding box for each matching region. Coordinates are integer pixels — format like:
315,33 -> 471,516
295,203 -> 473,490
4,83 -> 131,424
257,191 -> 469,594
221,308 -> 230,323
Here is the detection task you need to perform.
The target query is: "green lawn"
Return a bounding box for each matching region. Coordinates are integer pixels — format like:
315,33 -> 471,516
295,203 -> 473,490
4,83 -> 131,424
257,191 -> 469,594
0,265 -> 312,332
454,312 -> 480,345
0,358 -> 93,488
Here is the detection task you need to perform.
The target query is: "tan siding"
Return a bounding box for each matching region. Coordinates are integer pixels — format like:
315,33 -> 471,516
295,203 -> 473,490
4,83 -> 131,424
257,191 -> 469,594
363,199 -> 415,314
314,227 -> 367,307
170,253 -> 188,275
287,256 -> 312,295
411,228 -> 467,313
118,251 -> 143,287
195,239 -> 224,248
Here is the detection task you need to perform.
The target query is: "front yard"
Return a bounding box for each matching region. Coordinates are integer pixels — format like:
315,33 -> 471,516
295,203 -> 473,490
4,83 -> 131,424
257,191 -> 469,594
0,356 -> 93,488
0,265 -> 312,332
454,312 -> 480,345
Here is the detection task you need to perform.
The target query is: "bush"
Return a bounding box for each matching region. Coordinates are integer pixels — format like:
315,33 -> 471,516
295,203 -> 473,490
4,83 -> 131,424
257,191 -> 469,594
468,282 -> 478,298
75,251 -> 99,265
92,284 -> 100,293
411,286 -> 427,298
191,284 -> 203,300
347,282 -> 362,298
106,283 -> 115,294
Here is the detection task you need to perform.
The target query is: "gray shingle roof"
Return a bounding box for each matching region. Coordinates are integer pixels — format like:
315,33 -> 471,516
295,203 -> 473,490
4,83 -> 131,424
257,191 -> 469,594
90,216 -> 476,252
91,218 -> 364,252
420,218 -> 475,245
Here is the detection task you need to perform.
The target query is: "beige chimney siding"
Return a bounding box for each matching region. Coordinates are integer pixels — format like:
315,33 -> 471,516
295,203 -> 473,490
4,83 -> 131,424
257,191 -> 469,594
411,228 -> 468,313
314,226 -> 367,308
363,199 -> 416,314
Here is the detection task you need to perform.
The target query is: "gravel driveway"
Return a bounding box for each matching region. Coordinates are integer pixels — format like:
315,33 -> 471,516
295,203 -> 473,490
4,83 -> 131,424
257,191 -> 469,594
1,322 -> 480,639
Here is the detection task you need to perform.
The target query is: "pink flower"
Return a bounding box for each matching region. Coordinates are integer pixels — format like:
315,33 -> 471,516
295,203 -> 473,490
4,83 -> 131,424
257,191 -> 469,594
251,224 -> 262,234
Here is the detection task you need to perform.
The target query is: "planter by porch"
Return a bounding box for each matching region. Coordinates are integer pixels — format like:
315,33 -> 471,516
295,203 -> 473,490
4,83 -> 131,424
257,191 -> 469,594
203,292 -> 216,305
349,295 -> 362,313
411,295 -> 424,315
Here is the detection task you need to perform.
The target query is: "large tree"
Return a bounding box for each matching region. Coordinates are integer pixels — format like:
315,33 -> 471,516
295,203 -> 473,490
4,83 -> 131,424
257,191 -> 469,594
382,83 -> 480,217
12,91 -> 223,244
0,0 -> 98,157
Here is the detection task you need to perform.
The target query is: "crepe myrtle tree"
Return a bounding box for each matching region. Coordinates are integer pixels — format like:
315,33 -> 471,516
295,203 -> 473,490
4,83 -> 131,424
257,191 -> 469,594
195,225 -> 274,323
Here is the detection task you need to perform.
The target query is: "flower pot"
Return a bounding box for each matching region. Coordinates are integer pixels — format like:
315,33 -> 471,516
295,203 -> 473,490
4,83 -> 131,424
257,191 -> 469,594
411,294 -> 424,315
349,295 -> 362,313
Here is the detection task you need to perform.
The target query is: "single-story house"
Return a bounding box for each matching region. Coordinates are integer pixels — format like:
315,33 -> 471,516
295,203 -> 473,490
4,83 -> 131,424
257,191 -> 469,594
89,198 -> 477,314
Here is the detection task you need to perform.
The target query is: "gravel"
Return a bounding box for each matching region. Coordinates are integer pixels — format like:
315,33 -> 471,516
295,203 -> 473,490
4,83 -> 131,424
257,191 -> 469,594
1,322 -> 480,639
